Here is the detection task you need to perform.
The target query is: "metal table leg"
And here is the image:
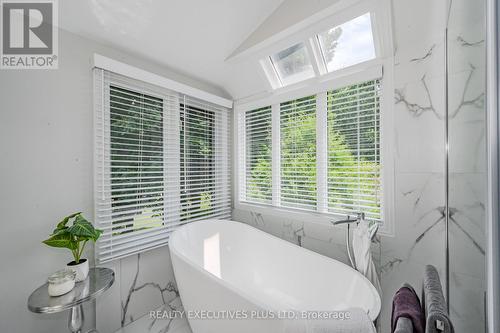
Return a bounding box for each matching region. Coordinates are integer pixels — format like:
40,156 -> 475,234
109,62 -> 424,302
68,305 -> 84,333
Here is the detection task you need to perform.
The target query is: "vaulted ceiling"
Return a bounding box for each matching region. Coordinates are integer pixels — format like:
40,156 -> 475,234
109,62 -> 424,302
60,0 -> 352,101
59,0 -> 285,100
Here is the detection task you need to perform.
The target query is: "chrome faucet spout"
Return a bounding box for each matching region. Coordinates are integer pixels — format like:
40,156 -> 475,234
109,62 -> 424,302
331,216 -> 358,225
331,212 -> 365,226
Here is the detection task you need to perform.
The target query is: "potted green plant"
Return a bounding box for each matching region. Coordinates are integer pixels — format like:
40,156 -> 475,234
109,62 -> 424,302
43,212 -> 102,281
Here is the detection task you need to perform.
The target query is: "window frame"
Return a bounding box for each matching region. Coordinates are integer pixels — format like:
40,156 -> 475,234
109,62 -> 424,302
257,0 -> 391,91
268,42 -> 317,87
234,63 -> 395,236
316,12 -> 377,74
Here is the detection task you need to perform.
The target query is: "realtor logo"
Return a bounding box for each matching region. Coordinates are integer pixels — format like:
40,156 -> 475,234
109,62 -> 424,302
1,0 -> 58,69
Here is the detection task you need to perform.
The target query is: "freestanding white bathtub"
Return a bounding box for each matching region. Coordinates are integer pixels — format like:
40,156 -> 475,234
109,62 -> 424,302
169,219 -> 381,333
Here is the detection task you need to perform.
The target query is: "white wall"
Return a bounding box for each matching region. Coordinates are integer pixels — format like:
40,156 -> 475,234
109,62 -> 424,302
0,27 -> 225,333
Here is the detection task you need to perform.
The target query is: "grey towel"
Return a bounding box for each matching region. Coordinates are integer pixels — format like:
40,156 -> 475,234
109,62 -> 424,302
423,265 -> 454,333
395,317 -> 413,333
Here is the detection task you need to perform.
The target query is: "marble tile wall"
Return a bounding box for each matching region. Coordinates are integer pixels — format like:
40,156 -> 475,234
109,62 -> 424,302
380,0 -> 448,331
96,246 -> 185,333
447,0 -> 487,331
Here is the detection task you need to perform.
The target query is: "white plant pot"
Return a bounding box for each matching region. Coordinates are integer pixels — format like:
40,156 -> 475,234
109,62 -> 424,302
67,258 -> 89,282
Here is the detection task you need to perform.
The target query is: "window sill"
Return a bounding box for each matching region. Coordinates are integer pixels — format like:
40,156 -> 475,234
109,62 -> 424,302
233,201 -> 394,237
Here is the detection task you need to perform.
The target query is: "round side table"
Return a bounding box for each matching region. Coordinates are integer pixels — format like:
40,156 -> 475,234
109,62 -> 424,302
28,267 -> 114,333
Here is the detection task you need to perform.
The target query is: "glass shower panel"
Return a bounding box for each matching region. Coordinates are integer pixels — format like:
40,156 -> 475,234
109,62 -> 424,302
447,0 -> 487,331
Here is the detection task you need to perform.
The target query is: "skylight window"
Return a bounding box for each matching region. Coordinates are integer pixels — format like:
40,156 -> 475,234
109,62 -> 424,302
269,42 -> 315,86
259,9 -> 386,90
317,13 -> 376,72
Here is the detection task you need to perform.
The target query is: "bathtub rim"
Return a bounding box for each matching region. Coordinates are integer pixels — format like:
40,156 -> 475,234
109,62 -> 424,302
169,218 -> 381,320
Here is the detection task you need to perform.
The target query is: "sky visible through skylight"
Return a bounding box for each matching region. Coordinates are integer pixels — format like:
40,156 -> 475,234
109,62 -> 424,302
270,42 -> 315,86
319,13 -> 376,72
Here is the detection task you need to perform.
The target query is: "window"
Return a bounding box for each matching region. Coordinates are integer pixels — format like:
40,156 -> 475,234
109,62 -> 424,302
280,96 -> 317,210
94,70 -> 231,263
327,80 -> 381,220
244,106 -> 272,204
318,13 -> 376,72
239,79 -> 384,223
269,42 -> 315,86
241,2 -> 392,228
107,85 -> 165,237
180,97 -> 231,222
260,9 -> 383,89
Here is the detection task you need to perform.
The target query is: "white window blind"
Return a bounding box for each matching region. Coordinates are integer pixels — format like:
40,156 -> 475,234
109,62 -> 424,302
180,95 -> 232,223
239,79 -> 383,222
94,69 -> 231,263
327,80 -> 381,220
243,106 -> 272,204
280,95 -> 317,210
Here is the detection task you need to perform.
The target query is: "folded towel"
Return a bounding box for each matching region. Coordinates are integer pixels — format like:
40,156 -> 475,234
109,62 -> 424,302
423,265 -> 453,333
395,317 -> 413,333
391,284 -> 425,333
